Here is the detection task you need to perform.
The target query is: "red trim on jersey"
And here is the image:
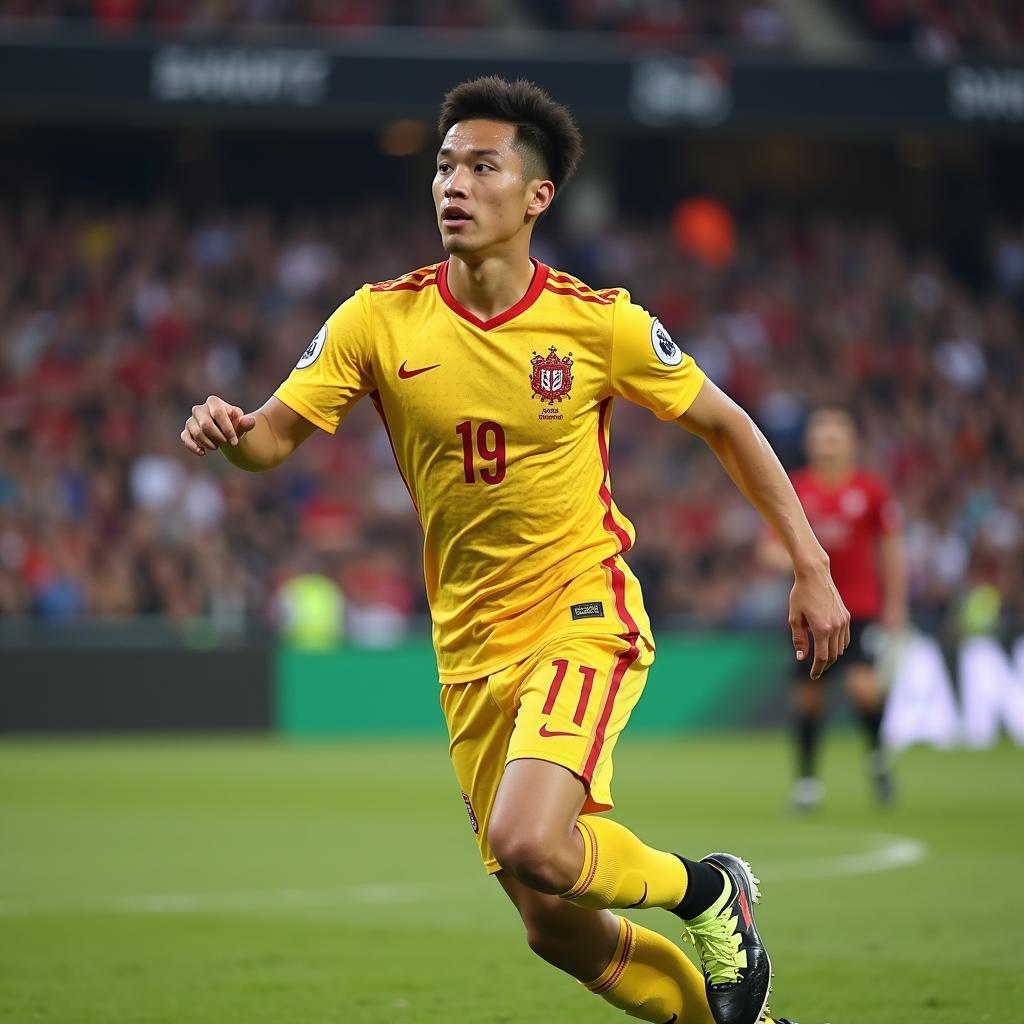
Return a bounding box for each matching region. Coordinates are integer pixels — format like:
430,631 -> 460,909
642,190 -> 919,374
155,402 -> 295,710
546,273 -> 621,301
602,555 -> 640,635
543,284 -> 614,305
547,272 -> 602,293
371,266 -> 439,291
437,258 -> 549,331
595,398 -> 640,635
370,276 -> 437,294
369,390 -> 419,520
582,639 -> 640,783
596,399 -> 633,553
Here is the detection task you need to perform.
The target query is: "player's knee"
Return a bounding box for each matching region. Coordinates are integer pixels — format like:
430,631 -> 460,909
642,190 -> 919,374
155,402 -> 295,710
489,827 -> 574,894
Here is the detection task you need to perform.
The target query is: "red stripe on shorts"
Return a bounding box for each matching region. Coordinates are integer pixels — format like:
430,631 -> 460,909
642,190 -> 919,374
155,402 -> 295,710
581,639 -> 640,783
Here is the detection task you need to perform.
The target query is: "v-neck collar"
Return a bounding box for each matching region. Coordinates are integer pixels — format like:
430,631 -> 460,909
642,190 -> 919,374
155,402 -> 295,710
437,257 -> 549,331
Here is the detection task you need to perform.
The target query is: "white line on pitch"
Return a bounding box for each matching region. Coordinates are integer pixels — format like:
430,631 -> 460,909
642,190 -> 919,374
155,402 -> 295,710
757,828 -> 928,882
0,828 -> 927,918
0,880 -> 478,919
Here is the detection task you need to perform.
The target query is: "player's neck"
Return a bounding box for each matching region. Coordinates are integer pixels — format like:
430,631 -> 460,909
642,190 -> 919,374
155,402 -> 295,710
445,250 -> 536,322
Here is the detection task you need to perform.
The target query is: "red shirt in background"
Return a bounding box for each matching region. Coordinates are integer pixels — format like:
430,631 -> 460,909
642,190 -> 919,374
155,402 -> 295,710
790,468 -> 901,620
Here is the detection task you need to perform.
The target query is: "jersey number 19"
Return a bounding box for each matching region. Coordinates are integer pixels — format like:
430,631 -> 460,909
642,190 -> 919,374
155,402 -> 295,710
456,420 -> 506,485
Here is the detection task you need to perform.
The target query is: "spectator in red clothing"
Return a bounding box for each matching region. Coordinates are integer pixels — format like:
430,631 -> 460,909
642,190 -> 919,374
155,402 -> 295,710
761,404 -> 908,811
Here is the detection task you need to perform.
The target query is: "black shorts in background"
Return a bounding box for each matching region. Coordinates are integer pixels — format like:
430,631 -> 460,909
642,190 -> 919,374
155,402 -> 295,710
794,619 -> 877,681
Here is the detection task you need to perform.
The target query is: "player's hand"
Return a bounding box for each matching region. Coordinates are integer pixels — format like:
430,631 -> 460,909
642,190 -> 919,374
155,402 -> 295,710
181,396 -> 257,457
789,562 -> 851,680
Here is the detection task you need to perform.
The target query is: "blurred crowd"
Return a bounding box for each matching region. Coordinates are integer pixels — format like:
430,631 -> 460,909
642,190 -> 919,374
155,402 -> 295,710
1,196 -> 1022,644
5,0 -> 1024,57
0,0 -> 793,47
844,0 -> 1024,59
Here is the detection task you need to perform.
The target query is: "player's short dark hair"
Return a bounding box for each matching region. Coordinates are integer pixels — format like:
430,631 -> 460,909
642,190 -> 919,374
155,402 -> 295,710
437,76 -> 584,194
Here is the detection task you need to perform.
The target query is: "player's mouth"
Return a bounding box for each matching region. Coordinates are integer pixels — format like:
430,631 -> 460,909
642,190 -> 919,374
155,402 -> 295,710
441,205 -> 472,229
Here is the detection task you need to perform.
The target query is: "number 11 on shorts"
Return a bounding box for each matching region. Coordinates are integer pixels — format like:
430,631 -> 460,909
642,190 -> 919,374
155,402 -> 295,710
543,659 -> 597,726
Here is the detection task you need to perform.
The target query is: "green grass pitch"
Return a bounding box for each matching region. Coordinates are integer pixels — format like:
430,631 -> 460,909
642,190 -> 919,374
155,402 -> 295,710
1,731 -> 1021,1023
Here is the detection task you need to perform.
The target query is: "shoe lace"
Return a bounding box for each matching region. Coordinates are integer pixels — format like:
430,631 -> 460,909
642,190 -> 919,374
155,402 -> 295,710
682,908 -> 744,986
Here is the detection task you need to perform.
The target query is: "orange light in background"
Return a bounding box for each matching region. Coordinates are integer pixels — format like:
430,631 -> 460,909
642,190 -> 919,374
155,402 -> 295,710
671,196 -> 736,269
378,119 -> 429,157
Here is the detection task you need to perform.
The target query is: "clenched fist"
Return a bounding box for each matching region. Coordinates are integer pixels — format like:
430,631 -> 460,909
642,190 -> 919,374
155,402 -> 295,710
181,396 -> 257,457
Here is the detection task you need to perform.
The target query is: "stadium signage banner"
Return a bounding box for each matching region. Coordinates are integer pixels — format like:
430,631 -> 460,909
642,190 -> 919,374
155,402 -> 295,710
883,634 -> 1024,750
0,31 -> 1022,132
948,66 -> 1024,122
151,46 -> 330,106
630,54 -> 732,127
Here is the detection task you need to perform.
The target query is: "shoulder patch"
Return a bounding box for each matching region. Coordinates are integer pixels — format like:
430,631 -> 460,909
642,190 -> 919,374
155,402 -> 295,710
650,319 -> 682,367
296,323 -> 327,369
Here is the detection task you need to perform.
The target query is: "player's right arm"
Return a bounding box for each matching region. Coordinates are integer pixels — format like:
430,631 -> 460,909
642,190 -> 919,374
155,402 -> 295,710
180,287 -> 375,470
875,482 -> 908,629
180,395 -> 316,471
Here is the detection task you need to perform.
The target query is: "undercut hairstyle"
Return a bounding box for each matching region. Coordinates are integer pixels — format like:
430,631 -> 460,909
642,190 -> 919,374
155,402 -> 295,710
437,76 -> 584,194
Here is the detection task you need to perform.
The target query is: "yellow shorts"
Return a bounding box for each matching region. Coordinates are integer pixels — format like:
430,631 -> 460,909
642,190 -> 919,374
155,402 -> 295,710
440,632 -> 654,874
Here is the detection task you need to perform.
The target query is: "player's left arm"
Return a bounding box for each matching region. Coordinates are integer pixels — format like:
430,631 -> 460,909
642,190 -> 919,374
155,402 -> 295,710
876,486 -> 909,630
677,379 -> 851,679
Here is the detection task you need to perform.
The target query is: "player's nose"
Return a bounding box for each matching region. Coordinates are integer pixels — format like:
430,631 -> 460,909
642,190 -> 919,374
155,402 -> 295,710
443,166 -> 470,198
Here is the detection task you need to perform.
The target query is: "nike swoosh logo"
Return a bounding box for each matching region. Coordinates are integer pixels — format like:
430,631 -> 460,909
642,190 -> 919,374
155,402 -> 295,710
398,360 -> 440,379
538,724 -> 583,739
625,882 -> 648,909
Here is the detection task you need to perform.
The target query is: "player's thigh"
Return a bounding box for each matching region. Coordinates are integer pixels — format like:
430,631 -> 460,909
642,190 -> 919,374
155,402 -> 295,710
507,632 -> 653,815
440,678 -> 515,875
842,621 -> 882,706
792,674 -> 827,714
845,663 -> 883,707
791,623 -> 873,711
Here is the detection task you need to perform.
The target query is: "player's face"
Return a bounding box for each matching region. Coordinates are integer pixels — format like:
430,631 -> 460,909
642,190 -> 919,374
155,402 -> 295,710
805,410 -> 857,467
433,119 -> 547,258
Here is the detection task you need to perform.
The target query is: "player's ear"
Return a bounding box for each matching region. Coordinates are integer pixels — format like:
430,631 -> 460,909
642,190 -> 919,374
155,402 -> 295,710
526,179 -> 555,220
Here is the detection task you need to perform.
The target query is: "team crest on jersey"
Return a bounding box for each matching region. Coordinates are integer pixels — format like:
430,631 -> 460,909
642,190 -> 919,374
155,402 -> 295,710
530,346 -> 574,406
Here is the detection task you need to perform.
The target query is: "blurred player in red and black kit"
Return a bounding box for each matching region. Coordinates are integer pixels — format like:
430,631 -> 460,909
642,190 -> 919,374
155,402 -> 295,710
763,405 -> 907,811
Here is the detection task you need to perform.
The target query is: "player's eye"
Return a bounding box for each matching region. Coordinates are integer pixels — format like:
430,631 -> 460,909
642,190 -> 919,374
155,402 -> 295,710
437,163 -> 451,174
475,164 -> 493,173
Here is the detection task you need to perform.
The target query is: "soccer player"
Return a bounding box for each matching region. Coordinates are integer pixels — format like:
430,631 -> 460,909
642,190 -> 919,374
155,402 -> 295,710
762,405 -> 906,812
181,77 -> 848,1024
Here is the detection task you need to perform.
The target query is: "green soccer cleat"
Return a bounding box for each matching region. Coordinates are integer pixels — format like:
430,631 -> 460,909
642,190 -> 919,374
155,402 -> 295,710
679,853 -> 771,1024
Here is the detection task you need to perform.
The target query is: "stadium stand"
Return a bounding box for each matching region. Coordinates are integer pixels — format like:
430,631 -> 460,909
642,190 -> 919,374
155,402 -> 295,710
1,199 -> 1021,635
840,0 -> 1024,58
0,0 -> 795,46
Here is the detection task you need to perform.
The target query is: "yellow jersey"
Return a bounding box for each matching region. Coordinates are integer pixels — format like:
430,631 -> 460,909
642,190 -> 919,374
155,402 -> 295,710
274,259 -> 705,683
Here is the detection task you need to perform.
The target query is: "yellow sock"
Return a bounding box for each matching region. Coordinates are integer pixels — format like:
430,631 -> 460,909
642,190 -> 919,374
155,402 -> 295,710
562,815 -> 687,910
584,916 -> 714,1024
